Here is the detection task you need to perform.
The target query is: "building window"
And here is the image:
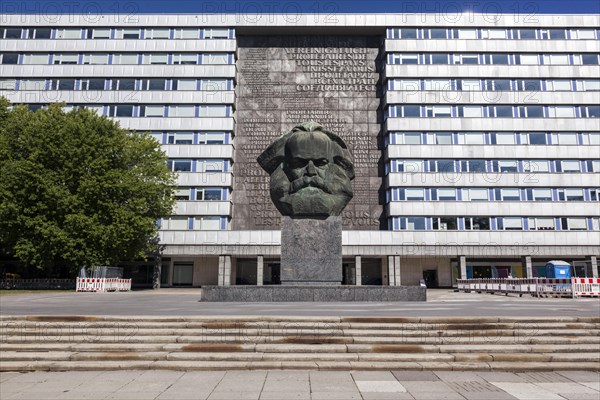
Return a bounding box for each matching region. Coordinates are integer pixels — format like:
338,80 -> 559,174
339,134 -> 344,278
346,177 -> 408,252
432,188 -> 456,201
168,160 -> 193,172
558,189 -> 585,201
571,29 -> 597,40
140,79 -> 167,90
198,132 -> 227,144
203,28 -> 230,39
561,217 -> 587,231
492,132 -> 516,144
464,217 -> 490,230
113,54 -> 139,64
457,132 -> 485,144
50,79 -> 76,90
82,54 -> 109,64
55,29 -> 81,39
495,160 -> 518,173
398,217 -> 427,230
542,54 -> 570,65
390,53 -> 418,65
141,54 -> 168,64
115,29 -> 141,39
453,54 -> 479,65
174,29 -> 199,39
582,132 -> 600,144
458,106 -> 484,118
169,105 -> 196,117
198,160 -> 225,173
167,132 -> 194,144
515,79 -> 542,91
496,188 -> 520,201
199,105 -> 228,117
523,160 -> 550,172
518,106 -> 544,118
3,28 -> 22,39
87,28 -> 111,39
108,105 -> 134,117
558,160 -> 581,172
146,28 -> 170,39
516,29 -> 537,39
498,217 -> 523,230
460,160 -> 486,173
425,105 -> 451,118
463,188 -> 488,201
456,29 -> 477,39
429,160 -> 456,173
484,53 -> 510,65
391,160 -> 425,173
194,216 -> 222,230
583,105 -> 600,118
548,106 -> 576,118
199,79 -> 228,91
28,28 -> 52,39
174,187 -> 191,201
161,216 -> 189,230
529,217 -> 555,230
426,132 -> 453,144
140,105 -> 165,117
546,80 -> 572,91
0,79 -> 17,90
173,54 -> 198,65
529,188 -> 552,201
432,217 -> 457,230
19,79 -> 46,90
578,80 -> 600,91
481,29 -> 508,39
197,188 -> 224,201
22,54 -> 49,64
202,53 -> 229,64
582,54 -> 600,65
551,132 -> 578,144
113,79 -> 136,90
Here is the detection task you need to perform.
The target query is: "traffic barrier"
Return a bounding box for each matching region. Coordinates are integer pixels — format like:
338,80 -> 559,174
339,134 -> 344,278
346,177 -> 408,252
572,277 -> 600,298
76,278 -> 131,292
456,277 -> 593,298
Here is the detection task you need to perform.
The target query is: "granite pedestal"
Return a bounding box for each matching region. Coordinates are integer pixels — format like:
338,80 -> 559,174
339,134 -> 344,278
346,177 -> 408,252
280,215 -> 342,285
199,285 -> 427,302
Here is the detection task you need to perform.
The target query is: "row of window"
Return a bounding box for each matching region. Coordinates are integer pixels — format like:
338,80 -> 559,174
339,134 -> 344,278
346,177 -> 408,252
389,188 -> 600,202
0,78 -> 233,91
387,104 -> 600,118
390,216 -> 599,231
387,27 -> 599,40
160,216 -> 228,231
387,79 -> 600,92
166,159 -> 230,173
388,159 -> 600,173
387,53 -> 600,66
27,104 -> 233,118
173,187 -> 229,201
0,53 -> 234,65
0,27 -> 233,40
151,132 -> 232,145
388,132 -> 600,145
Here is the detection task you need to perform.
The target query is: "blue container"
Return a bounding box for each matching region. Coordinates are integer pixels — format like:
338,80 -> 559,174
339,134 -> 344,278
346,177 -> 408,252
545,261 -> 571,279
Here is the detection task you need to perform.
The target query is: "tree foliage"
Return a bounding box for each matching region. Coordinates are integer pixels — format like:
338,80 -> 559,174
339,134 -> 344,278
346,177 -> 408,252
0,98 -> 175,274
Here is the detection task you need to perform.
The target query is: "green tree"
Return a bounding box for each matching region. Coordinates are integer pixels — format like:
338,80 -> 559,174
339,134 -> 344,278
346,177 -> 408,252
0,98 -> 175,276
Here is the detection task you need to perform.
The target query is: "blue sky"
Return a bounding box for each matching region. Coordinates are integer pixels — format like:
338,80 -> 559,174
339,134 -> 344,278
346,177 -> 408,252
3,0 -> 600,14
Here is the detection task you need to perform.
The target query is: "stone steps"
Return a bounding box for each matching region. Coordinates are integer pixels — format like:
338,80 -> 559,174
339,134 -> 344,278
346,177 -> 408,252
1,316 -> 599,371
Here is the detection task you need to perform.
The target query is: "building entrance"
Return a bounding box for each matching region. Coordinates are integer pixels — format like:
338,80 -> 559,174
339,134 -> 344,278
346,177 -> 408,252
172,262 -> 193,286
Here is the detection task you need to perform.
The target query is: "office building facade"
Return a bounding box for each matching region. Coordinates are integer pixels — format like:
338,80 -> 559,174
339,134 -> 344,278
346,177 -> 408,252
1,13 -> 599,287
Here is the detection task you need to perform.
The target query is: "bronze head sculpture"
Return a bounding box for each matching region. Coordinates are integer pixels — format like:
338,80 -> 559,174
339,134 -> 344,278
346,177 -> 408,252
257,122 -> 355,217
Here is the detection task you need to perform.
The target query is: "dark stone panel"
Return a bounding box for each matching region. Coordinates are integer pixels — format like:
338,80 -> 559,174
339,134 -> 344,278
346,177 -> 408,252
233,35 -> 385,230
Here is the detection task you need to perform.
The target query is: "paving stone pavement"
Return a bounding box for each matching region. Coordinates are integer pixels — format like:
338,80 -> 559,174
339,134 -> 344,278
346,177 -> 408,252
0,370 -> 598,400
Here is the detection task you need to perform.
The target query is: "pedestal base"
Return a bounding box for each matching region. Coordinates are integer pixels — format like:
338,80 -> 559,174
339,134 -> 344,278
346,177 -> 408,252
199,286 -> 426,302
281,216 -> 342,285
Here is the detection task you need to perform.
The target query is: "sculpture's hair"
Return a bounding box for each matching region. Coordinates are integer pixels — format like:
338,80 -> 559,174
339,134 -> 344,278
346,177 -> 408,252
257,121 -> 355,179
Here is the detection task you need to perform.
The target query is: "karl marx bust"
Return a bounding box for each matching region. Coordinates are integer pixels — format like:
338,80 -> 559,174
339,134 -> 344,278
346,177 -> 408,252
257,122 -> 355,217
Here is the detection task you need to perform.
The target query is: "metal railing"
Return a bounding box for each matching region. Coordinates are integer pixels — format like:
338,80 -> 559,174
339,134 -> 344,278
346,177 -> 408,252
457,278 -> 600,298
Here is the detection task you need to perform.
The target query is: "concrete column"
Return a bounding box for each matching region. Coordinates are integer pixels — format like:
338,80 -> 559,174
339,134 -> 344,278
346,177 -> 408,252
459,256 -> 467,280
257,255 -> 264,286
522,256 -> 533,278
152,253 -> 161,289
218,256 -> 225,286
224,256 -> 232,286
394,256 -> 401,286
387,256 -> 395,286
355,256 -> 362,286
590,256 -> 598,278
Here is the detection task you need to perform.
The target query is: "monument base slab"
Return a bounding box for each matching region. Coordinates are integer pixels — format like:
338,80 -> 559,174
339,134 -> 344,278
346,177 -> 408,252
280,216 -> 342,285
199,286 -> 426,302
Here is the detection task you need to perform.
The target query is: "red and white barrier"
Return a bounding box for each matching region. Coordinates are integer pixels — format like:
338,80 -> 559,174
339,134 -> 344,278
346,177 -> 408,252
457,277 -> 600,298
572,277 -> 600,298
76,278 -> 132,292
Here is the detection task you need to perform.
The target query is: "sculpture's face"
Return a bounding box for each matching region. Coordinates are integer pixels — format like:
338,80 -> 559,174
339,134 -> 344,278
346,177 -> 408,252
283,131 -> 332,196
269,130 -> 353,217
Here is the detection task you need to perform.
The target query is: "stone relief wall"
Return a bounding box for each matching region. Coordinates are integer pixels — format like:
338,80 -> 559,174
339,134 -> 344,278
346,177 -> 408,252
233,35 -> 384,230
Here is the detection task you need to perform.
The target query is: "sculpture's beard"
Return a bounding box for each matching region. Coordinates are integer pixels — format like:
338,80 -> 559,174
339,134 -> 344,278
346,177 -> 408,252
269,165 -> 353,217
